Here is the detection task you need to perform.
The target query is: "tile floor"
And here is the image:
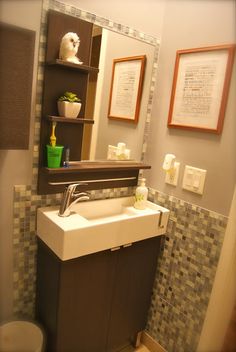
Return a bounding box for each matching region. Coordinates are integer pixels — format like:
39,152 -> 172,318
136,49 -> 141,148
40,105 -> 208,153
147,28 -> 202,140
136,346 -> 151,352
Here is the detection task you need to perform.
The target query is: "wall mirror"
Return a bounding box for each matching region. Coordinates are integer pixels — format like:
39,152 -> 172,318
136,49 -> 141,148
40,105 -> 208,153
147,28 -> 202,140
37,0 -> 159,194
83,25 -> 156,162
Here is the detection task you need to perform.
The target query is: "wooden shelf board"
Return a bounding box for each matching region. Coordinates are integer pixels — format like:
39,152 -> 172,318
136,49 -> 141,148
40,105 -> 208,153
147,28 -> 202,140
47,115 -> 94,124
44,162 -> 151,174
46,59 -> 99,73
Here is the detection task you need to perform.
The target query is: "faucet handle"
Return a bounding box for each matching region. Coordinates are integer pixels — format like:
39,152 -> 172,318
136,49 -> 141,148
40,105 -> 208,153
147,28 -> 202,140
66,182 -> 87,193
73,191 -> 90,195
72,191 -> 90,199
59,185 -> 90,217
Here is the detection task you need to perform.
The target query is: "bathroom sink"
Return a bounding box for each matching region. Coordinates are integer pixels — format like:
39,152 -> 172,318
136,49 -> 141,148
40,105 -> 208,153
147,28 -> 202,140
37,196 -> 169,260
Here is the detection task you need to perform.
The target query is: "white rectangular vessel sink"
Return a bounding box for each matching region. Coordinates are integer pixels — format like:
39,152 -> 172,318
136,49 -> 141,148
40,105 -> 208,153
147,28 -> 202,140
37,196 -> 169,261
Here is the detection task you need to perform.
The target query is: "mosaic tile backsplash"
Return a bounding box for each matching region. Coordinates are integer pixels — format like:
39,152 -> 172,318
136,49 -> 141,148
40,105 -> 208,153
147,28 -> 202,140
146,189 -> 227,352
11,0 -> 228,351
13,185 -> 228,351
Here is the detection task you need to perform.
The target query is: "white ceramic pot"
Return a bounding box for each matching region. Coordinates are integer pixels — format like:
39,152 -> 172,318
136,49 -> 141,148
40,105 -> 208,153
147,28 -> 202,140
57,101 -> 82,118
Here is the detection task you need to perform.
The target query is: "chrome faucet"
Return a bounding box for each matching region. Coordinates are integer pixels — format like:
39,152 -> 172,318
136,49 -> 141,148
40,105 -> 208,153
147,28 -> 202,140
58,183 -> 90,217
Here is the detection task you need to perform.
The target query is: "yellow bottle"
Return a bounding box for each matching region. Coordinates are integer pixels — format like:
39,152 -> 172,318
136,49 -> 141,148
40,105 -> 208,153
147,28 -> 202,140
50,122 -> 57,147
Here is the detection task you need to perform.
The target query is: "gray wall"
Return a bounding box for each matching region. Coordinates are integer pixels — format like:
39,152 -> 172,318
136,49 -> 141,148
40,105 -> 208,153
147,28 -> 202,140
145,0 -> 236,216
0,0 -> 235,324
67,0 -> 236,215
0,0 -> 42,321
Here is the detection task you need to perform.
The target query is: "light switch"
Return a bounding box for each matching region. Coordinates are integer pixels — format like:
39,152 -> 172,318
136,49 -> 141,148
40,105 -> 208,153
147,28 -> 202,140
186,170 -> 193,186
193,174 -> 200,189
182,165 -> 206,194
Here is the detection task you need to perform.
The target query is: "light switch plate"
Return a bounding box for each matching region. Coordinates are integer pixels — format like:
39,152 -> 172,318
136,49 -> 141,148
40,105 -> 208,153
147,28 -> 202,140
182,165 -> 206,194
165,162 -> 180,186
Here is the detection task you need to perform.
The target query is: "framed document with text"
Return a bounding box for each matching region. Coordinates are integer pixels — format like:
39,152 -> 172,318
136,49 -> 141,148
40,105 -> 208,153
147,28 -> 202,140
108,55 -> 146,123
167,44 -> 235,133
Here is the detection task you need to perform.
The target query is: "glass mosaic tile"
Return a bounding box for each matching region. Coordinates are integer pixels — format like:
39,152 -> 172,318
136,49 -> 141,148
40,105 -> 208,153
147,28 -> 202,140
11,2 -> 228,351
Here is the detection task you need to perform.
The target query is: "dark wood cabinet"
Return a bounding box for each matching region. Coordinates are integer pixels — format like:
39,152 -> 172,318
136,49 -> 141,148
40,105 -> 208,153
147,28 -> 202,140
36,236 -> 161,352
106,238 -> 161,351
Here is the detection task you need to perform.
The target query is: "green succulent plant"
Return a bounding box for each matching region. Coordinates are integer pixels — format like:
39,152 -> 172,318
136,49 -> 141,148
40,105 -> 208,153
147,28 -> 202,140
58,91 -> 81,103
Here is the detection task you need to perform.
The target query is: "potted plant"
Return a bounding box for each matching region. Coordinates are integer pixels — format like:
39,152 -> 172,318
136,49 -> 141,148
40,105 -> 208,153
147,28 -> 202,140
57,91 -> 82,118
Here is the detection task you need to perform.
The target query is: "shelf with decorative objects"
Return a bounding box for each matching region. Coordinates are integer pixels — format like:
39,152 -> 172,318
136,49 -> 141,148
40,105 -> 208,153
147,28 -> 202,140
44,162 -> 151,174
46,59 -> 99,74
37,10 -> 150,195
47,115 -> 94,124
38,162 -> 151,194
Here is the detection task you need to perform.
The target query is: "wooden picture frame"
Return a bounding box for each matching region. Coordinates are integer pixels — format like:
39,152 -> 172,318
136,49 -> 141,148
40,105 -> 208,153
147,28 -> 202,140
108,55 -> 146,123
167,44 -> 235,134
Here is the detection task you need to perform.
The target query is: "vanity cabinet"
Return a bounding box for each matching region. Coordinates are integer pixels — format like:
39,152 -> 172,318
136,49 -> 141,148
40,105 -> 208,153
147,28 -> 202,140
36,236 -> 161,352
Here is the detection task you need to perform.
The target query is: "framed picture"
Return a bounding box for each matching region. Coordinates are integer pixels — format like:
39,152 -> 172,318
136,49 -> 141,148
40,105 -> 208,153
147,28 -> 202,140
108,55 -> 146,123
167,44 -> 235,133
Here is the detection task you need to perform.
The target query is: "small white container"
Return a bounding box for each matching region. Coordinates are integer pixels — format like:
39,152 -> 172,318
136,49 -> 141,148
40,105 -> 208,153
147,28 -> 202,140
124,149 -> 131,160
134,178 -> 148,210
57,101 -> 81,118
117,142 -> 126,160
107,145 -> 118,160
0,320 -> 44,352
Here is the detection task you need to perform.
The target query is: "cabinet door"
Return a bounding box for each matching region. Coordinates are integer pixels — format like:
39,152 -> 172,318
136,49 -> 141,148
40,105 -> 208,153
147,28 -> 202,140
56,249 -> 118,352
107,236 -> 161,351
36,240 -> 61,351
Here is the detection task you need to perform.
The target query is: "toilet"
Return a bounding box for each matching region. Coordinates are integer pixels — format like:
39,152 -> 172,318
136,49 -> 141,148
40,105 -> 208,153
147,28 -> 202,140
0,320 -> 44,352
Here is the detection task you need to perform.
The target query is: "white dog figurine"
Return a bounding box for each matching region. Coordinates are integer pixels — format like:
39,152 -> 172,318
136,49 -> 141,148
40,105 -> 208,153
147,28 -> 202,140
59,32 -> 83,64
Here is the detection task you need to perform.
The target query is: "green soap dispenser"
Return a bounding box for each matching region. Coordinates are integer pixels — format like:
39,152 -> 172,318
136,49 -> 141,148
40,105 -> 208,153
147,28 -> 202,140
134,178 -> 148,210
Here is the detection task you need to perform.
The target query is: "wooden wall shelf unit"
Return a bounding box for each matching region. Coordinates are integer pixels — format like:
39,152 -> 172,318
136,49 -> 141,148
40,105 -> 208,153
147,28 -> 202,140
47,115 -> 94,124
45,162 -> 151,174
37,10 -> 150,195
46,59 -> 99,73
39,162 -> 151,195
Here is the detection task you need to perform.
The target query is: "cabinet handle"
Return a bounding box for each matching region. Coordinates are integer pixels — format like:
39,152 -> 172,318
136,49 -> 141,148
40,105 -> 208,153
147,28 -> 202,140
123,243 -> 132,248
158,210 -> 165,229
110,246 -> 121,251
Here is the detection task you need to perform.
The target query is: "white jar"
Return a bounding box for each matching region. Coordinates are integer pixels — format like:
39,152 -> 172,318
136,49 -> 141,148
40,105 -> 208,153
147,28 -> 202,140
116,142 -> 126,160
